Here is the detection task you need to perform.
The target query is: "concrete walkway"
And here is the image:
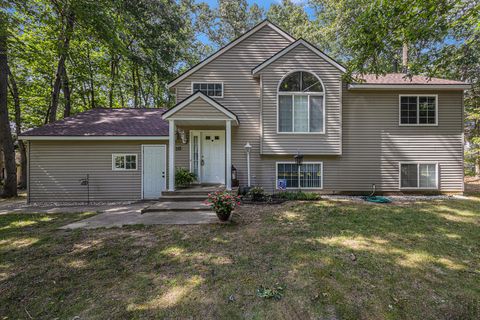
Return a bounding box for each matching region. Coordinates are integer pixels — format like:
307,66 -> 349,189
0,198 -> 218,229
60,209 -> 218,229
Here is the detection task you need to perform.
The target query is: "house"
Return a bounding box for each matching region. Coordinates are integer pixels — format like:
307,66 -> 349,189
19,20 -> 470,202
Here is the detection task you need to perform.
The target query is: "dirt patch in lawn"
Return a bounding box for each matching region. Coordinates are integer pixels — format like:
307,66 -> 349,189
1,199 -> 479,319
465,176 -> 480,195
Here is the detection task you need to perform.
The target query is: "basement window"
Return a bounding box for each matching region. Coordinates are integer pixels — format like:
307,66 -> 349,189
276,162 -> 323,189
112,154 -> 137,171
399,162 -> 438,189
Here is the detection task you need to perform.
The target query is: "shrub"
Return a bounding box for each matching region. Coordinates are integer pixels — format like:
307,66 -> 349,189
205,191 -> 241,215
247,186 -> 265,201
175,168 -> 196,187
274,191 -> 320,201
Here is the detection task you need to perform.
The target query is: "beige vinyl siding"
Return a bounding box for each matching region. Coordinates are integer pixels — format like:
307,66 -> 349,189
173,25 -> 292,185
255,89 -> 464,192
172,97 -> 230,119
259,44 -> 343,155
28,140 -> 168,202
170,23 -> 463,193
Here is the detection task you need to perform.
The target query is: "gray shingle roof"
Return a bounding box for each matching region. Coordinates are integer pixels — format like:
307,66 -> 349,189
20,108 -> 169,137
357,73 -> 467,85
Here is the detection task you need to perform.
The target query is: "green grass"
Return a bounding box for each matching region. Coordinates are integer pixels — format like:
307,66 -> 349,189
0,198 -> 479,319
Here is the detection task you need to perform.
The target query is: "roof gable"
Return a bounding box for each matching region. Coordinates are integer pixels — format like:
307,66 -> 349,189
167,20 -> 295,89
162,92 -> 239,124
252,39 -> 347,75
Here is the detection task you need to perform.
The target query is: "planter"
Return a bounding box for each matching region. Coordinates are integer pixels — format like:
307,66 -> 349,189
215,209 -> 232,221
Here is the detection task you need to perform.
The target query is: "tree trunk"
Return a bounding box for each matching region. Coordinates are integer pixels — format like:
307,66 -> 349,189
132,64 -> 138,107
476,120 -> 480,178
402,42 -> 408,73
137,67 -> 147,107
62,66 -> 71,117
49,11 -> 74,123
86,44 -> 95,108
7,67 -> 27,189
0,33 -> 17,197
109,54 -> 116,108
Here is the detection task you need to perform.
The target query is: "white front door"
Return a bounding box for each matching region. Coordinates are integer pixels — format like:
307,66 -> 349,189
201,131 -> 225,184
142,145 -> 166,199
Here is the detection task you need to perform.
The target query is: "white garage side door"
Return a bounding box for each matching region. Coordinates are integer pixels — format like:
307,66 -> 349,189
142,145 -> 166,199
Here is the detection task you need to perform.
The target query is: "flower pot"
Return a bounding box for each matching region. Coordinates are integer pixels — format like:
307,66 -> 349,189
215,209 -> 231,221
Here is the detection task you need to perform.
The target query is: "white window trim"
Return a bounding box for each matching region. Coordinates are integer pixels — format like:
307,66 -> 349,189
398,94 -> 438,126
276,70 -> 326,134
398,162 -> 439,190
191,81 -> 224,98
112,153 -> 138,171
275,161 -> 324,190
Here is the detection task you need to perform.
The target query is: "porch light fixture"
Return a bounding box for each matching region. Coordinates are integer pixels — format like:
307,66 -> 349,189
177,128 -> 187,144
244,142 -> 252,187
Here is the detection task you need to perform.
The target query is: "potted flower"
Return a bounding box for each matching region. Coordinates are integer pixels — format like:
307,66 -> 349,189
205,191 -> 241,221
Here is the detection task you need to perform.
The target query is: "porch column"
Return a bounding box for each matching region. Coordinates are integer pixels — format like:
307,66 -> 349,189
168,120 -> 175,191
226,119 -> 232,190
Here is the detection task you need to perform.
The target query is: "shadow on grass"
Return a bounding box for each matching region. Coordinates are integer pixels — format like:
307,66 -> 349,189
0,200 -> 479,319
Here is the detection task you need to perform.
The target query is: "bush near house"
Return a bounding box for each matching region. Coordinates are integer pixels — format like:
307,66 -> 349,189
175,168 -> 196,187
273,191 -> 321,201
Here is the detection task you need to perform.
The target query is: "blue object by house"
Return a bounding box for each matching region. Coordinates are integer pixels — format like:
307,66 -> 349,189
362,196 -> 392,203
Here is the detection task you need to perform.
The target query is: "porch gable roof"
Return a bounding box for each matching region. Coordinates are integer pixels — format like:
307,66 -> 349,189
162,91 -> 239,124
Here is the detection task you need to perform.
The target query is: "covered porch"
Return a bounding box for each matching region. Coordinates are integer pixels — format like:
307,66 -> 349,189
162,92 -> 239,191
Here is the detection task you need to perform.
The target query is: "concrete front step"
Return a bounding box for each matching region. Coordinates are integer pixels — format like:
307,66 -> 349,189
157,195 -> 208,202
142,201 -> 210,213
162,191 -> 213,196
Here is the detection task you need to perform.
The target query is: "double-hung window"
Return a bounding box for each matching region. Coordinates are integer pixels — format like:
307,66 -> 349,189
112,154 -> 137,171
399,95 -> 437,125
277,162 -> 323,189
192,82 -> 223,98
399,162 -> 438,189
278,71 -> 325,133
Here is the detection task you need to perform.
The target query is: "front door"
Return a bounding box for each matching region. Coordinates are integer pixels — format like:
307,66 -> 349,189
201,131 -> 225,184
142,145 -> 166,199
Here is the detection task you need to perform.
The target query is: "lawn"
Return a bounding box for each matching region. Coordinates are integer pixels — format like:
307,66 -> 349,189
0,197 -> 479,319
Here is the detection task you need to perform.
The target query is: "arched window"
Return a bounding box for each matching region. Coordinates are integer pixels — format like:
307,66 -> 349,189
278,71 -> 325,133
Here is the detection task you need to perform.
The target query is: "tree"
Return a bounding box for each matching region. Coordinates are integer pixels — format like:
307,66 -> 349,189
311,0 -> 454,76
7,67 -> 27,189
0,2 -> 17,197
430,2 -> 480,176
267,0 -> 324,45
197,0 -> 264,48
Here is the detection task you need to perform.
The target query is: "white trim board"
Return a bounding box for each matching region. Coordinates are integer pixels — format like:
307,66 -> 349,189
348,84 -> 470,90
167,20 -> 295,89
252,39 -> 347,75
19,136 -> 169,141
162,91 -> 239,124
